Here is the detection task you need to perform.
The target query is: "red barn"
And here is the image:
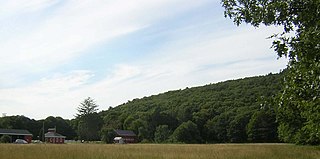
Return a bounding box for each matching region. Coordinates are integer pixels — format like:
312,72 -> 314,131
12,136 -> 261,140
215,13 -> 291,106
0,129 -> 33,143
44,128 -> 66,144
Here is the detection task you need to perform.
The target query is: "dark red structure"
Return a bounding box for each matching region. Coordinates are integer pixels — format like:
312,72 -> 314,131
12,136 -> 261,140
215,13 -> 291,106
114,129 -> 137,143
44,128 -> 66,144
0,129 -> 33,143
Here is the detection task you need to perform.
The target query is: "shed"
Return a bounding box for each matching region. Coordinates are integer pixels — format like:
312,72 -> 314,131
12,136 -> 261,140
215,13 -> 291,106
45,128 -> 66,144
113,136 -> 125,144
114,129 -> 137,143
0,129 -> 33,143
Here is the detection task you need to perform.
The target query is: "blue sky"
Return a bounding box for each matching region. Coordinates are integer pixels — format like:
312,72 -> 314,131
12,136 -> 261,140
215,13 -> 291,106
0,0 -> 287,119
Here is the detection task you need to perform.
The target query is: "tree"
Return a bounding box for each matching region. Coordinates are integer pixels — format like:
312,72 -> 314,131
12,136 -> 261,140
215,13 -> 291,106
171,121 -> 202,143
228,112 -> 252,143
222,0 -> 320,145
100,127 -> 116,143
205,112 -> 233,143
0,135 -> 11,143
154,125 -> 171,143
246,109 -> 278,142
192,108 -> 217,141
138,127 -> 152,143
76,97 -> 99,117
76,97 -> 103,141
102,111 -> 123,129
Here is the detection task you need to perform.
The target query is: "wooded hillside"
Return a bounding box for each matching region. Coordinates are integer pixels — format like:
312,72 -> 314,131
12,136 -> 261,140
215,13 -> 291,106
100,73 -> 283,143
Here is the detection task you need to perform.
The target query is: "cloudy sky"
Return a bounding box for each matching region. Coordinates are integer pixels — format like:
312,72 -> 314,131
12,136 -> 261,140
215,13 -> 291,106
0,0 -> 287,119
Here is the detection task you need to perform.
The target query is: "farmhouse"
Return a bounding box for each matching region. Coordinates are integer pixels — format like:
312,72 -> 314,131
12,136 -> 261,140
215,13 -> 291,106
45,128 -> 66,144
114,129 -> 137,143
0,128 -> 33,143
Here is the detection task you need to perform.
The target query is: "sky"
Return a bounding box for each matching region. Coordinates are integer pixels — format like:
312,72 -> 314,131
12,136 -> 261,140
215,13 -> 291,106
0,0 -> 287,119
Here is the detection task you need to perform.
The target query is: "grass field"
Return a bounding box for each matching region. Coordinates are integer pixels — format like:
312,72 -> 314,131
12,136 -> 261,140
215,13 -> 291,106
0,143 -> 319,159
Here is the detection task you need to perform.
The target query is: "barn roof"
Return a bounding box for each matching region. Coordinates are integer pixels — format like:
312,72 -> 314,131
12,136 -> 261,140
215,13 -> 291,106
45,132 -> 66,138
0,129 -> 33,136
114,129 -> 136,137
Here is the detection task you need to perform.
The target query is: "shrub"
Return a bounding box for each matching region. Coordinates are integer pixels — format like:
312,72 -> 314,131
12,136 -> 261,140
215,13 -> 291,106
0,135 -> 12,143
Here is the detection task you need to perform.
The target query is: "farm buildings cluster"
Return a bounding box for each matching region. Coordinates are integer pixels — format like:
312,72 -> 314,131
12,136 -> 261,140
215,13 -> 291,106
0,128 -> 137,144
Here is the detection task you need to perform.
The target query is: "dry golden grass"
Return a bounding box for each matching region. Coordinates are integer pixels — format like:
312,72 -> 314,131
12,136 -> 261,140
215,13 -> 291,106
0,143 -> 319,159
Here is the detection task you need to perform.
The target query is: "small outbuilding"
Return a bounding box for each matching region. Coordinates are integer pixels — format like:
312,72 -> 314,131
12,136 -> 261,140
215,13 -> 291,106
114,136 -> 125,144
114,129 -> 137,144
45,128 -> 66,144
0,128 -> 33,143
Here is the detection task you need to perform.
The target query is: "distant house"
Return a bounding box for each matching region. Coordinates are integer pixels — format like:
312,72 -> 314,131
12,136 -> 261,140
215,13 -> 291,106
45,128 -> 66,144
0,129 -> 33,143
113,129 -> 137,143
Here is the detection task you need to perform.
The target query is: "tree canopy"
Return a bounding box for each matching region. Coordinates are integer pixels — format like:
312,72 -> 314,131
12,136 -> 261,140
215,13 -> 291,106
76,97 -> 99,117
222,0 -> 320,145
75,97 -> 103,141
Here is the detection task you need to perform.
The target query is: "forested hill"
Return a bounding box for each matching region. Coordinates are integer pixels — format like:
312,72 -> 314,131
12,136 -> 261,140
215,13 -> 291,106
100,73 -> 283,143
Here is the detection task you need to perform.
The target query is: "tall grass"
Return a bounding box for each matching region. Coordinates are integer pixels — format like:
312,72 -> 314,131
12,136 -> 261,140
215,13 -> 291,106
0,143 -> 319,159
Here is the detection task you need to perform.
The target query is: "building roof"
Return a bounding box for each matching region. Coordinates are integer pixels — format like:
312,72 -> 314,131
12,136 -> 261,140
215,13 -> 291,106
0,129 -> 33,136
114,137 -> 123,140
45,132 -> 66,138
114,129 -> 136,137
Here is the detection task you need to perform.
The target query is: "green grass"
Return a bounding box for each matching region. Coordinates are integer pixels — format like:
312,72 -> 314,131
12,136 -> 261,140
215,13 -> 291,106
0,143 -> 319,159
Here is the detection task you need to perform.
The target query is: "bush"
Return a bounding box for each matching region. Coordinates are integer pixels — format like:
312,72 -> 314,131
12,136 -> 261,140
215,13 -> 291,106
171,121 -> 202,143
0,135 -> 12,143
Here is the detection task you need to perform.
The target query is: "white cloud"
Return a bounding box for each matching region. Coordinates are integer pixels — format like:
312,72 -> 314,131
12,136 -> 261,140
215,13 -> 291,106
0,0 -> 58,17
0,70 -> 93,118
0,0 -> 212,86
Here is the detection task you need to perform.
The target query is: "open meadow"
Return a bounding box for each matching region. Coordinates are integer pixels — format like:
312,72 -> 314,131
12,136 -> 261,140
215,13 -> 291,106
0,143 -> 319,159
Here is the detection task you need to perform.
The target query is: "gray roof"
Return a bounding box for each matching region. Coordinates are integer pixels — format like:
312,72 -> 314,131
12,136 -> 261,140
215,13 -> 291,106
45,132 -> 66,138
0,129 -> 33,136
114,129 -> 136,137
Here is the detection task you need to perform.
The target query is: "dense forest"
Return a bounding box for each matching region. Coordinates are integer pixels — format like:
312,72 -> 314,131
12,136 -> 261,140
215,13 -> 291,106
0,72 -> 284,143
